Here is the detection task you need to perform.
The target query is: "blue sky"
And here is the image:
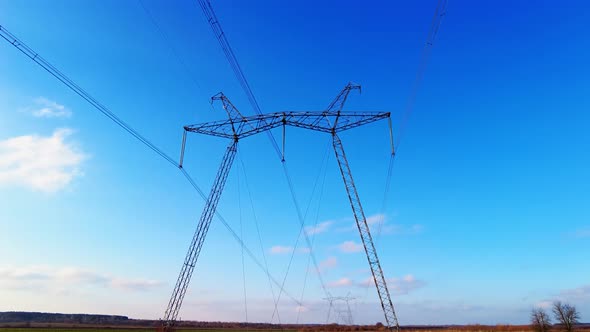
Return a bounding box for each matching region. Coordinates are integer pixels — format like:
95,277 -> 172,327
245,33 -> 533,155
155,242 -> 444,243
1,0 -> 589,325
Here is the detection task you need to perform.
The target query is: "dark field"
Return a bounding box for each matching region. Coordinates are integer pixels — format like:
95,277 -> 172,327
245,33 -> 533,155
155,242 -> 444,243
0,327 -> 296,332
1,324 -> 589,332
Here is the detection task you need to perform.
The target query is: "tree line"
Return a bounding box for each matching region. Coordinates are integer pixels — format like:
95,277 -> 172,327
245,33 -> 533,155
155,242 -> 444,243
531,301 -> 581,332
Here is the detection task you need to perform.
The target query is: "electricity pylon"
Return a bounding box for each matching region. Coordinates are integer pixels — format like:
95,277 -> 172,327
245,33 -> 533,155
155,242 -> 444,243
324,293 -> 356,326
162,83 -> 400,332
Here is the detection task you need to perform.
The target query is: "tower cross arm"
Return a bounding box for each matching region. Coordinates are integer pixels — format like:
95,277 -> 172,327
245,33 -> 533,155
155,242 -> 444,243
184,111 -> 391,139
184,113 -> 285,139
285,111 -> 390,133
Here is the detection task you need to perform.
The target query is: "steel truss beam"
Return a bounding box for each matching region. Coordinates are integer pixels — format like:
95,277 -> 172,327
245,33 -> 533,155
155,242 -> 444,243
184,111 -> 390,139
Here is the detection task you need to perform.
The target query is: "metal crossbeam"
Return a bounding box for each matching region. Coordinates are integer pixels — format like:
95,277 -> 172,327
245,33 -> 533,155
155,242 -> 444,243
184,111 -> 390,139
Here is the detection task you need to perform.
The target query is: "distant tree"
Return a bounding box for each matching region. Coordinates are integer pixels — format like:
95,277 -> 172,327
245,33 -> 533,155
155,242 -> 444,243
552,301 -> 580,332
531,307 -> 552,332
375,322 -> 385,331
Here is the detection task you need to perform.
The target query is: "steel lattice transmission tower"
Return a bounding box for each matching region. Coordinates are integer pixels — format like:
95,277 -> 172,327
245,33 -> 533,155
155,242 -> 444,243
324,293 -> 357,326
161,83 -> 400,332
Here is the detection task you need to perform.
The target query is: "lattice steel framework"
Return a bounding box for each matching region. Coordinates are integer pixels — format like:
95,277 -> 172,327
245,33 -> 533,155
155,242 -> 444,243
333,133 -> 399,329
162,83 -> 399,332
324,294 -> 357,326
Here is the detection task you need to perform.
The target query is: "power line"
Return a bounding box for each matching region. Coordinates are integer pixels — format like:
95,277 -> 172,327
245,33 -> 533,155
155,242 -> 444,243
237,153 -> 283,324
0,24 -> 178,167
395,0 -> 448,153
196,0 -> 283,160
270,158 -> 332,323
0,23 -> 304,309
2,0 -> 449,325
354,1 -> 448,321
296,139 -> 331,324
194,2 -> 333,321
180,167 -> 304,307
137,0 -> 213,111
236,155 -> 249,323
281,162 -> 331,294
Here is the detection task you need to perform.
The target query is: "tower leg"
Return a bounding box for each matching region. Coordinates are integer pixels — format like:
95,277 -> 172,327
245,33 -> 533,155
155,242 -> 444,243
161,140 -> 238,330
332,133 -> 400,332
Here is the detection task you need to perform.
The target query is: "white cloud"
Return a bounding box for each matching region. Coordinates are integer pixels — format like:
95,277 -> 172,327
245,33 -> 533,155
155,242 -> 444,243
327,277 -> 353,288
337,240 -> 364,253
371,223 -> 425,237
359,274 -> 426,295
178,298 -> 496,325
297,247 -> 311,254
535,301 -> 553,309
572,227 -> 590,238
533,284 -> 590,317
269,245 -> 293,254
111,278 -> 163,291
336,213 -> 424,236
182,298 -> 331,324
55,267 -> 109,284
395,275 -> 426,293
559,284 -> 590,301
269,245 -> 312,255
0,265 -> 162,293
295,305 -> 309,313
409,224 -> 424,233
28,97 -> 72,118
0,128 -> 87,192
366,213 -> 386,225
305,221 -> 333,235
533,284 -> 590,313
319,256 -> 338,271
0,265 -> 52,281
